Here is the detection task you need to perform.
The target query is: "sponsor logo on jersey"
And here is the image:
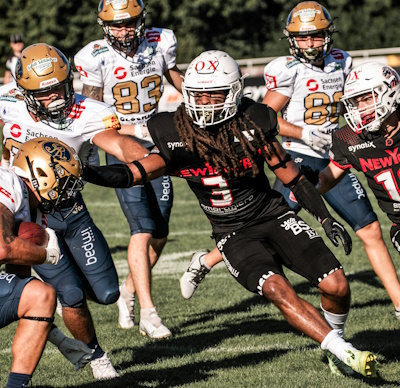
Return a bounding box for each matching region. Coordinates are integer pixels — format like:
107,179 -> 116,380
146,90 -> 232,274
359,147 -> 400,172
0,273 -> 16,283
331,49 -> 344,60
26,129 -> 57,141
27,57 -> 57,72
321,77 -> 343,91
91,44 -> 109,57
10,123 -> 22,138
75,65 -> 88,78
167,141 -> 184,150
348,141 -> 376,153
146,28 -> 161,44
81,226 -> 98,266
40,77 -> 59,88
103,114 -> 121,130
306,79 -> 319,91
0,186 -> 14,203
264,74 -> 277,89
68,102 -> 86,119
114,66 -> 127,80
257,272 -> 275,296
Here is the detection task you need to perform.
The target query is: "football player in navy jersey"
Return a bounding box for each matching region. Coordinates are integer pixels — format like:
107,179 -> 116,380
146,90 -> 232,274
304,61 -> 400,320
84,50 -> 379,378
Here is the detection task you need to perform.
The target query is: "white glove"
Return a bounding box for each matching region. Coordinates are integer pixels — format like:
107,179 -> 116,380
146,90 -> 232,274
44,227 -> 61,265
301,127 -> 331,153
47,327 -> 94,371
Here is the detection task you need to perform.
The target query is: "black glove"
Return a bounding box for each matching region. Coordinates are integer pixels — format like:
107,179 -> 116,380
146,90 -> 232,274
322,218 -> 352,255
300,165 -> 320,187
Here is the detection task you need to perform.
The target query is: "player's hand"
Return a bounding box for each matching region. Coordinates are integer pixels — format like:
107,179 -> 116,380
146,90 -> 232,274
58,336 -> 94,371
322,218 -> 352,255
45,227 -> 61,265
300,165 -> 321,190
301,127 -> 331,153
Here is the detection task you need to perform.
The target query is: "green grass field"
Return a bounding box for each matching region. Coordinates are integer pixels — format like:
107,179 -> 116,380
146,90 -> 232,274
1,150 -> 400,387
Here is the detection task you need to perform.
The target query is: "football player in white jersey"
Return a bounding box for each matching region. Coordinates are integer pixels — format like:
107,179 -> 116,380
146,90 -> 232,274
1,138 -> 96,387
0,43 -> 148,380
74,0 -> 183,337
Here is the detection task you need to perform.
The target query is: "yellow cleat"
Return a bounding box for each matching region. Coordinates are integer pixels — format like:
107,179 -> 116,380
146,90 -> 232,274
342,349 -> 378,378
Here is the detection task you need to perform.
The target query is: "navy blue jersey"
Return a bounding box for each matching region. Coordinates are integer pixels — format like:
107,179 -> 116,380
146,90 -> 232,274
330,123 -> 400,223
148,101 -> 289,236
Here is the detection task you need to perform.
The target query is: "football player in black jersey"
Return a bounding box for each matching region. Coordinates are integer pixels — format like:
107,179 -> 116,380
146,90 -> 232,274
85,50 -> 379,378
303,61 -> 400,320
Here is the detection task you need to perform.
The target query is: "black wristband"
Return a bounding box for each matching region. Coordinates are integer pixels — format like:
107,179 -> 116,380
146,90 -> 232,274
131,160 -> 147,185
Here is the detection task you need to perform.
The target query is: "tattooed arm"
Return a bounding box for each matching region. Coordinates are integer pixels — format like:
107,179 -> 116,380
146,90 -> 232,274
0,204 -> 47,267
81,84 -> 103,101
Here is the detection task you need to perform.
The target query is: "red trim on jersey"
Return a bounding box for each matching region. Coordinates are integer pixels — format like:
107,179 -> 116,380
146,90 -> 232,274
0,186 -> 14,203
330,158 -> 352,170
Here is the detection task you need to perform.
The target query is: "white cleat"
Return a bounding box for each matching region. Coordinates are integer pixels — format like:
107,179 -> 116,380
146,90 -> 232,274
180,250 -> 210,299
116,282 -> 135,329
139,311 -> 172,339
90,353 -> 119,380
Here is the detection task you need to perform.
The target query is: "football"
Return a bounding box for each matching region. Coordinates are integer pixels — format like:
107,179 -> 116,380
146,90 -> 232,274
18,222 -> 49,247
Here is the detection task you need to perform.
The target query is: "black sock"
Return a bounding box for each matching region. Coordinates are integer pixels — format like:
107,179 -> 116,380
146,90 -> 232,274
6,372 -> 32,387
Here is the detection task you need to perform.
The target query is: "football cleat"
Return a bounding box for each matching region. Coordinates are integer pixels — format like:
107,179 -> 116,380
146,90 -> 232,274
324,350 -> 354,377
342,349 -> 378,378
180,250 -> 210,299
90,353 -> 119,380
139,310 -> 171,339
116,281 -> 135,329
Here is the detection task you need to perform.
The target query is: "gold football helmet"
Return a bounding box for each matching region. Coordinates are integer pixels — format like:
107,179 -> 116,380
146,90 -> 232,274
98,0 -> 146,54
284,1 -> 335,64
13,138 -> 83,220
15,43 -> 74,123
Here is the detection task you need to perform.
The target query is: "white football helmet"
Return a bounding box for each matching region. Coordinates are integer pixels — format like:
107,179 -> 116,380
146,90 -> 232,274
341,62 -> 400,133
182,50 -> 244,127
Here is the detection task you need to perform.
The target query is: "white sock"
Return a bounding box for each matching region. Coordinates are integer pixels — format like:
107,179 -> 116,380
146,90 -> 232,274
395,307 -> 400,321
320,329 -> 356,362
120,281 -> 134,299
320,304 -> 348,338
140,307 -> 157,319
200,255 -> 211,270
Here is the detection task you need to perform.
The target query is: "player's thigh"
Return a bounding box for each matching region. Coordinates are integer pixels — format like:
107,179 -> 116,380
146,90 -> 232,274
0,273 -> 34,328
323,172 -> 377,232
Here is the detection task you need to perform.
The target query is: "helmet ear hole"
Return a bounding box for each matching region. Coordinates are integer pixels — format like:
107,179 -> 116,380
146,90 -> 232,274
35,167 -> 48,178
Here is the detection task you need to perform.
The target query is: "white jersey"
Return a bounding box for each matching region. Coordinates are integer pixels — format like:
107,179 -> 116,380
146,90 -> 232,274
0,167 -> 30,223
264,49 -> 352,158
74,27 -> 178,146
0,84 -> 120,165
6,55 -> 19,79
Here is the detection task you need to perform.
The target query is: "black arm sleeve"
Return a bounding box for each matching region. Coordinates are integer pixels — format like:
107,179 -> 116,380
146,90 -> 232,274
83,164 -> 134,188
290,177 -> 330,223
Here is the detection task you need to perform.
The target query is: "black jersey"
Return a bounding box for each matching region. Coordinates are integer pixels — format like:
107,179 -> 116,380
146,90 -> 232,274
147,101 -> 289,236
330,124 -> 400,223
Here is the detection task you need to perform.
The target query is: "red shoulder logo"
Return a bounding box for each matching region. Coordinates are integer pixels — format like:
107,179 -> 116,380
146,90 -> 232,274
264,74 -> 277,89
331,49 -> 344,60
146,28 -> 161,44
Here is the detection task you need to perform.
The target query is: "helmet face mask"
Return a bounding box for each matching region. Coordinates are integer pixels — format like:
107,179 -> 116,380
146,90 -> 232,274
182,50 -> 244,127
12,138 -> 83,221
341,62 -> 400,134
15,44 -> 74,124
98,0 -> 146,55
283,1 -> 335,64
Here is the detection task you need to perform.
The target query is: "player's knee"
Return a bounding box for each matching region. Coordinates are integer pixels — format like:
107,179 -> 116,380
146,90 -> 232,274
25,281 -> 57,315
59,287 -> 85,308
96,287 -> 119,305
261,275 -> 290,302
320,270 -> 350,301
357,220 -> 383,244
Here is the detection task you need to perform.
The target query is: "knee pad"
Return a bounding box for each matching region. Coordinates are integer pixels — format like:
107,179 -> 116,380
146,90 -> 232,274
58,287 -> 85,308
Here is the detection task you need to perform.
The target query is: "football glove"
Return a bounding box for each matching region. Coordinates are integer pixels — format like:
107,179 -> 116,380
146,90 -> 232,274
322,218 -> 352,255
301,127 -> 331,153
300,165 -> 321,190
44,228 -> 61,265
48,327 -> 94,371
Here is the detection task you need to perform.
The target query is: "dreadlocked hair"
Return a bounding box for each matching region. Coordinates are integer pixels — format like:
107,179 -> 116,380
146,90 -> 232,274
174,97 -> 272,178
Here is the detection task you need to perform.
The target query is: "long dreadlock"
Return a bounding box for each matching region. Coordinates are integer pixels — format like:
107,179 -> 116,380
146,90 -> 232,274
174,97 -> 274,178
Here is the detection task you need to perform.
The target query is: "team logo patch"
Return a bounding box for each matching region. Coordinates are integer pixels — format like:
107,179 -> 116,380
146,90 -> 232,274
106,0 -> 127,6
42,141 -> 71,162
285,57 -> 300,69
91,44 -> 109,57
146,29 -> 161,44
103,114 -> 121,130
194,58 -> 219,74
306,79 -> 319,91
280,217 -> 319,239
293,8 -> 321,21
27,57 -> 57,73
